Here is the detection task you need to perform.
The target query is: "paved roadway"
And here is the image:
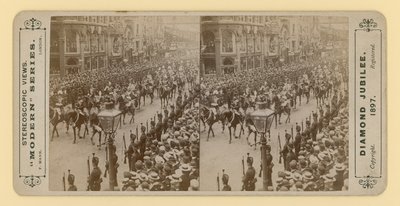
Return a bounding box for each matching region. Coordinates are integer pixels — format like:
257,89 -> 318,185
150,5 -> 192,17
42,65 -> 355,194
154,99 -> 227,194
49,89 -> 183,191
200,96 -> 320,191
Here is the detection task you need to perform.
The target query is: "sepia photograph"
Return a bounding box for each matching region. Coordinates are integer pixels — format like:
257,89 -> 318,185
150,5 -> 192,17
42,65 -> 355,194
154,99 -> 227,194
199,16 -> 349,192
48,15 -> 201,191
13,11 -> 386,195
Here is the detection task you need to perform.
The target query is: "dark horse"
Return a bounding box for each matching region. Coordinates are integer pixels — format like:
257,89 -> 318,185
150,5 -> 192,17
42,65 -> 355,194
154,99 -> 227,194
67,110 -> 89,144
200,106 -> 225,141
221,110 -> 244,144
159,85 -> 171,109
49,107 -> 68,141
120,100 -> 135,125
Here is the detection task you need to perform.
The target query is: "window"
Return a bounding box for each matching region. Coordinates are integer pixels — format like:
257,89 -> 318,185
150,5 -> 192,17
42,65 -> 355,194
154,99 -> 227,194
202,31 -> 215,53
50,57 -> 60,74
204,58 -> 216,75
240,57 -> 247,70
240,33 -> 246,53
65,30 -> 78,53
82,32 -> 89,53
112,36 -> 121,55
221,30 -> 234,53
99,34 -> 105,52
50,29 -> 59,52
91,57 -> 98,70
255,56 -> 261,68
90,33 -> 99,53
247,33 -> 254,53
255,34 -> 261,52
247,56 -> 254,69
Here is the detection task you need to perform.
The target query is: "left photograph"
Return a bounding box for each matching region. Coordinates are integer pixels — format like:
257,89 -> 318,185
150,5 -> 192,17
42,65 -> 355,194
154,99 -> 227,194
48,16 -> 201,191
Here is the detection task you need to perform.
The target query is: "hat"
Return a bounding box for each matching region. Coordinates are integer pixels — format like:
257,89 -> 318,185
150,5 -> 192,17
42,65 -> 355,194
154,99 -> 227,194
335,163 -> 346,172
180,164 -> 192,172
323,173 -> 336,183
129,171 -> 139,180
148,172 -> 160,181
303,171 -> 314,180
284,171 -> 293,179
138,173 -> 148,182
170,174 -> 182,183
293,172 -> 303,181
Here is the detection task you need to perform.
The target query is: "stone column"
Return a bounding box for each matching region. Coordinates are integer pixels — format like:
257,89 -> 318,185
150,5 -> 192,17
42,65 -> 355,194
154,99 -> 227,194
58,24 -> 66,77
214,36 -> 222,75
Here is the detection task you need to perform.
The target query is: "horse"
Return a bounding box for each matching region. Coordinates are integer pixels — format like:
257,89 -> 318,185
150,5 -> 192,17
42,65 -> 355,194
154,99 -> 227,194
159,85 -> 171,109
146,84 -> 154,104
272,96 -> 291,128
139,85 -> 147,107
314,85 -> 326,107
89,112 -> 103,148
49,107 -> 68,141
221,110 -> 244,144
67,109 -> 89,144
200,106 -> 224,141
121,99 -> 135,124
244,110 -> 258,148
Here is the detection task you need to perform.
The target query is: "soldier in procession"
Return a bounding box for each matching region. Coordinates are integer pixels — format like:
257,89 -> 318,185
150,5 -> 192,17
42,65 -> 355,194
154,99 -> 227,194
67,170 -> 77,191
242,155 -> 257,191
87,155 -> 102,191
125,135 -> 140,171
265,145 -> 274,187
222,172 -> 232,191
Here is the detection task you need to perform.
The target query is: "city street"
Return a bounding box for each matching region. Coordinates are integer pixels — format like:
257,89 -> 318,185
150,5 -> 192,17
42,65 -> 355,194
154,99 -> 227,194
200,97 -> 319,191
50,91 -> 181,191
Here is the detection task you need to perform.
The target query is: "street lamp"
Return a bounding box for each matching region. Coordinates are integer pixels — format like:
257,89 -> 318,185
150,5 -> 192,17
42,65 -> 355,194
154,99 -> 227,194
98,102 -> 121,191
249,102 -> 275,191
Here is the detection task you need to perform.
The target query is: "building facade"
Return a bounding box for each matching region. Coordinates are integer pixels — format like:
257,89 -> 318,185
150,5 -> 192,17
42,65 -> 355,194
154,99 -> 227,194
199,16 -> 345,76
50,16 -> 109,77
50,16 -> 198,78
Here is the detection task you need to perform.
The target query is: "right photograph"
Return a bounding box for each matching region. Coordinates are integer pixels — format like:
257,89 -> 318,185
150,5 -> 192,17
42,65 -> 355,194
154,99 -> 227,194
199,16 -> 349,192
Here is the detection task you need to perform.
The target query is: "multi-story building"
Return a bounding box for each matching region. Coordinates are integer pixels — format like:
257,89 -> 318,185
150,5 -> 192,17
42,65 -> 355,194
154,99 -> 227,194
50,16 -> 109,77
200,16 -> 346,76
200,16 -> 265,75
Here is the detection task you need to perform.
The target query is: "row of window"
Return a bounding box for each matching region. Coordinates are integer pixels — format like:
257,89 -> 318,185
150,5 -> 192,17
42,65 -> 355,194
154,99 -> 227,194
201,16 -> 280,24
55,16 -> 122,24
203,55 -> 262,75
202,31 -> 280,54
50,30 -> 107,54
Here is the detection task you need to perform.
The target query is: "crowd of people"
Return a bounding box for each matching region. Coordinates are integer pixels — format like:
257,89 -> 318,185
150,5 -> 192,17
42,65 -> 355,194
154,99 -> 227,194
49,55 -> 198,110
275,90 -> 349,191
200,53 -> 349,191
51,52 -> 201,191
120,93 -> 201,191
